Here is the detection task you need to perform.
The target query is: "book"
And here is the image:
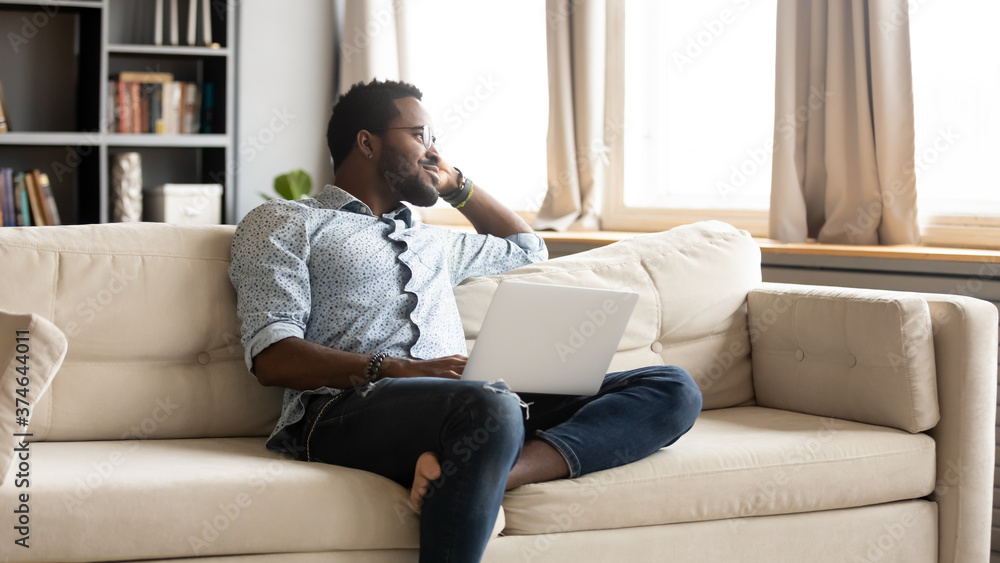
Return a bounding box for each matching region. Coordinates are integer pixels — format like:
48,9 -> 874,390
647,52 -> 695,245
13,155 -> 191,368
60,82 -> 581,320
182,82 -> 200,134
0,168 -> 6,226
119,71 -> 174,83
155,0 -> 164,46
202,0 -> 212,45
0,79 -> 8,133
120,72 -> 174,84
107,80 -> 118,133
150,83 -> 163,133
177,82 -> 186,133
130,82 -> 141,134
118,80 -> 130,133
14,173 -> 29,226
187,0 -> 197,46
36,172 -> 61,226
24,170 -> 46,226
170,0 -> 179,46
201,82 -> 214,133
30,170 -> 53,226
1,168 -> 14,227
162,81 -> 182,134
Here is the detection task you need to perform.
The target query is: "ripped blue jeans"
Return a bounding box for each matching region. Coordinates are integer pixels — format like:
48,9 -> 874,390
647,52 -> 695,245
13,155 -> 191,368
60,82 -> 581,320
296,365 -> 702,563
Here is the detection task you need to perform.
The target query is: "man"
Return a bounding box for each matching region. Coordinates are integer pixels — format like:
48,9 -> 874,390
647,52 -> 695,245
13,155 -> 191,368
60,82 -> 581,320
229,79 -> 702,562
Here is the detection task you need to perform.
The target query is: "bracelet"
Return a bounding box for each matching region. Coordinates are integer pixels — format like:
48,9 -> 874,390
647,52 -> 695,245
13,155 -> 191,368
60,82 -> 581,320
365,352 -> 388,383
455,180 -> 475,209
442,167 -> 471,206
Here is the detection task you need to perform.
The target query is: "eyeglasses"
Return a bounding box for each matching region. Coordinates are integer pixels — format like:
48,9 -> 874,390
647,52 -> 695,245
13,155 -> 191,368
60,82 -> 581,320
368,125 -> 436,149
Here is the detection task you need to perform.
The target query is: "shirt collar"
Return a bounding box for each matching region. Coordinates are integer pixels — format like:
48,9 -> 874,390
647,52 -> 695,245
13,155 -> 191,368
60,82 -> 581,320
316,185 -> 414,224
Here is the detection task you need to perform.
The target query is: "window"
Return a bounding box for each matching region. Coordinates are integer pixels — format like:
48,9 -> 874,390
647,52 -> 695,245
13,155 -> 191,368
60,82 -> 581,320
604,0 -> 777,234
909,1 -> 1000,247
402,0 -> 549,220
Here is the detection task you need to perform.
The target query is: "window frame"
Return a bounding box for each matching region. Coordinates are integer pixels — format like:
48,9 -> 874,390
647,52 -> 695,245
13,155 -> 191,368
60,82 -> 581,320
601,0 -> 770,237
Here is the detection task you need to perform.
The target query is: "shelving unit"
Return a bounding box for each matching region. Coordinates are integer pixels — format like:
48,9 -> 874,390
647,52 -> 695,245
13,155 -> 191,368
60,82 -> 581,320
0,0 -> 236,224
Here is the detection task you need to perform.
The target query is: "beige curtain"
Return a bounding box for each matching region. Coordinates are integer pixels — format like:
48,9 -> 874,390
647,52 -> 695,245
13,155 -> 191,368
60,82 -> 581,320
534,0 -> 606,232
336,0 -> 407,96
770,0 -> 920,244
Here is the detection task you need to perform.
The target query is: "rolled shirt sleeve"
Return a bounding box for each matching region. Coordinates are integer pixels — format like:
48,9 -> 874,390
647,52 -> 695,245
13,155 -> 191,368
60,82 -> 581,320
229,200 -> 313,374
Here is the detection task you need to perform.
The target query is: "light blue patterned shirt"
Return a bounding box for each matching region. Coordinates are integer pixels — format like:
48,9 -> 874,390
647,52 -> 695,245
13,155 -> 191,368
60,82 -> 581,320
228,185 -> 547,452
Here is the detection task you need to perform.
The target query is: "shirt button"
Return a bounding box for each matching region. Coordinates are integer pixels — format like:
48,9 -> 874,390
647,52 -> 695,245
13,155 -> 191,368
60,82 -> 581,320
795,349 -> 805,362
197,352 -> 211,365
847,354 -> 857,368
651,341 -> 663,354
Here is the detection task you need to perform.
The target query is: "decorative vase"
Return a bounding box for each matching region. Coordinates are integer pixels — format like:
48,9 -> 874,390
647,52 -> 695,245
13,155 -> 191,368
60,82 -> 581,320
110,152 -> 143,222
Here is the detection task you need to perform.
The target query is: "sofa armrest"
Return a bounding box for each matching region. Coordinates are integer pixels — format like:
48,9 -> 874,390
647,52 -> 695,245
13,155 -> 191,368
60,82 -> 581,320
748,283 -> 997,563
919,294 -> 997,563
748,283 -> 940,432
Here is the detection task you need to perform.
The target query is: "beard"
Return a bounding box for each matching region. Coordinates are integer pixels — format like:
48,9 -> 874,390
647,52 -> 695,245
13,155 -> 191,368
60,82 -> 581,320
376,147 -> 439,207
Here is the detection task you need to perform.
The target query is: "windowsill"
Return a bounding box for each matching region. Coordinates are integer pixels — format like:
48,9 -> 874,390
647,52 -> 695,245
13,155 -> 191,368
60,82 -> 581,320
534,230 -> 1000,263
420,210 -> 1000,263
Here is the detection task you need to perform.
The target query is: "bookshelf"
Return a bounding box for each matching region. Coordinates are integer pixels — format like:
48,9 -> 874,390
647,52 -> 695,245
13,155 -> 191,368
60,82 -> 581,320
0,0 -> 236,224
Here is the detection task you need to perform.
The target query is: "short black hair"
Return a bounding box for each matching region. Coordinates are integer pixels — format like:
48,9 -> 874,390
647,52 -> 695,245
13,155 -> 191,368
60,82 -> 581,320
327,79 -> 423,171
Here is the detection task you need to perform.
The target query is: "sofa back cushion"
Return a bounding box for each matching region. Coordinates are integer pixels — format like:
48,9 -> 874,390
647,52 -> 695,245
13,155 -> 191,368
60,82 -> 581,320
749,284 -> 940,432
455,221 -> 762,410
0,223 -> 282,441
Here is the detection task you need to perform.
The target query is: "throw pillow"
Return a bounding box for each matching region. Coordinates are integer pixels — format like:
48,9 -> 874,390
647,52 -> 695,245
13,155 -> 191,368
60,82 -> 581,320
0,310 -> 67,485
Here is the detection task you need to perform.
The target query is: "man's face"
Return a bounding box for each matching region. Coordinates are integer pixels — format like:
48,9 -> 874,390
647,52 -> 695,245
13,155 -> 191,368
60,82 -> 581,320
375,97 -> 440,207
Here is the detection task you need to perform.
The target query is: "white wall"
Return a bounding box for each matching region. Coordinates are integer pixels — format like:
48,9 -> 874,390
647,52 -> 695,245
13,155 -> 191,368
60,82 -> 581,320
235,1 -> 337,221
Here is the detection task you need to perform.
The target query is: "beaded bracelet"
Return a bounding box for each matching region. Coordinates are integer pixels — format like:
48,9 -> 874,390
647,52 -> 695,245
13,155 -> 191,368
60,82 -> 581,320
365,352 -> 388,383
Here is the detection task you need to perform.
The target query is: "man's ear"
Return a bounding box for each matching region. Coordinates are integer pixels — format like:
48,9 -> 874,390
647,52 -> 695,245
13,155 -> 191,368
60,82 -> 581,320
356,130 -> 378,160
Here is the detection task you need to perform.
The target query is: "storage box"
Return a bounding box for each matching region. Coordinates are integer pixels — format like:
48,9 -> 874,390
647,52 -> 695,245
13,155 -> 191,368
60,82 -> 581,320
144,184 -> 222,225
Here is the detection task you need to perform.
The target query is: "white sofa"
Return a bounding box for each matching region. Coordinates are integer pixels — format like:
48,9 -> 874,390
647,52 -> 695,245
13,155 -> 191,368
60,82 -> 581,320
0,220 -> 995,562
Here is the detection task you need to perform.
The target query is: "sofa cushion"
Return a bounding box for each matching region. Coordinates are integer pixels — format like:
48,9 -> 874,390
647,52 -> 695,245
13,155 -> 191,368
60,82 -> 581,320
0,224 -> 283,441
499,406 -> 935,535
456,221 -> 763,410
749,284 -> 940,433
0,437 -> 432,561
0,310 -> 67,485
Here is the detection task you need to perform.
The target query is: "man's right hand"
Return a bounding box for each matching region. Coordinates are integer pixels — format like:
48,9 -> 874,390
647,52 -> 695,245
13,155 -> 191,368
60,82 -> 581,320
381,355 -> 466,380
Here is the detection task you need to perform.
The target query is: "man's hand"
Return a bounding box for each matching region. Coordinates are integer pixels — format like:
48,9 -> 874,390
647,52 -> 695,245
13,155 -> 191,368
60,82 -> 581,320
428,154 -> 534,239
382,355 -> 466,380
434,155 -> 461,196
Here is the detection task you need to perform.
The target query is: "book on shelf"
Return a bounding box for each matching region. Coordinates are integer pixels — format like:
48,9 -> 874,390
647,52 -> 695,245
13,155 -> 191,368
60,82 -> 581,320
23,170 -> 46,226
201,0 -> 212,45
119,71 -> 174,83
0,79 -> 9,133
33,169 -> 61,226
109,73 -> 209,135
170,0 -> 179,46
155,0 -> 164,46
0,168 -> 13,226
14,173 -> 29,226
0,169 -> 63,227
187,0 -> 197,46
201,82 -> 214,134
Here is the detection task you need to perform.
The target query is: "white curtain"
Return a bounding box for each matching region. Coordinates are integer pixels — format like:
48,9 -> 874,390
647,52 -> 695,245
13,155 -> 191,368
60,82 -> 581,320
335,0 -> 407,96
534,0 -> 606,232
769,0 -> 920,244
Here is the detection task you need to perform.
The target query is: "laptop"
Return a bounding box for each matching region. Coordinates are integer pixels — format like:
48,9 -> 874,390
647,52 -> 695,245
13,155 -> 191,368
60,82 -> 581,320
461,280 -> 639,396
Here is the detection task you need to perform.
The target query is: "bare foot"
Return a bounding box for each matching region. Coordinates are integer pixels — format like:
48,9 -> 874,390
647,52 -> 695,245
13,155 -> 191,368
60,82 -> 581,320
410,451 -> 442,514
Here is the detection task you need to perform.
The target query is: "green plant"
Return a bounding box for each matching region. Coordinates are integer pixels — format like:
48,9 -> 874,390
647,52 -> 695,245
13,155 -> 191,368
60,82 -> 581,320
261,169 -> 312,201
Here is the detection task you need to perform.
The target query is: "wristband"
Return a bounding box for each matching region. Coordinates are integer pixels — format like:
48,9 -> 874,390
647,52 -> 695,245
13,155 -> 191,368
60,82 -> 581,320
455,180 -> 474,209
442,167 -> 472,206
